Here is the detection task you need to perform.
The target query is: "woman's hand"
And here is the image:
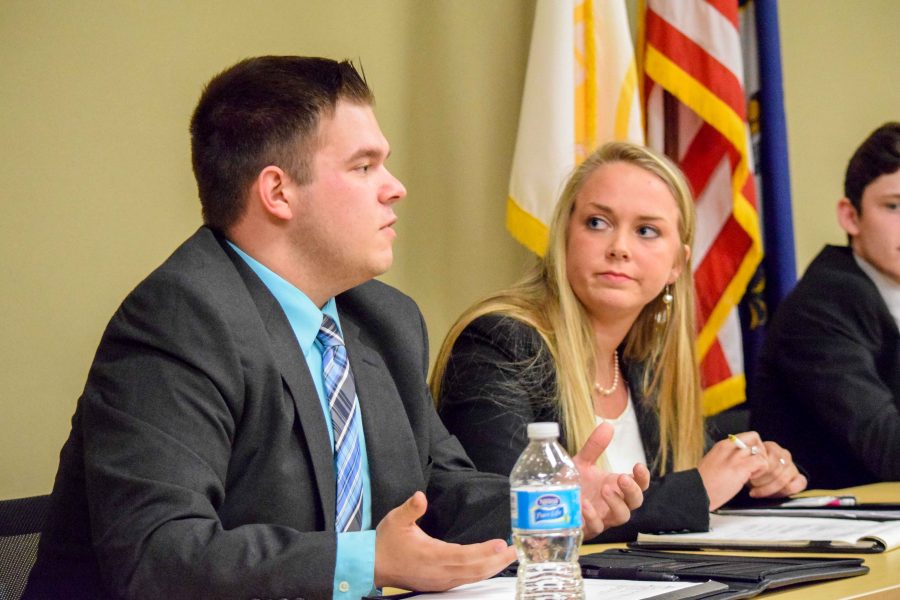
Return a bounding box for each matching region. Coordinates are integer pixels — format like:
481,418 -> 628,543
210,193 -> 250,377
697,431 -> 769,510
574,423 -> 648,538
747,441 -> 808,498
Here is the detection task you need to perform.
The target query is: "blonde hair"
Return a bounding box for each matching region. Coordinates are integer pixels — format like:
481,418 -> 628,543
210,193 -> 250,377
431,141 -> 703,473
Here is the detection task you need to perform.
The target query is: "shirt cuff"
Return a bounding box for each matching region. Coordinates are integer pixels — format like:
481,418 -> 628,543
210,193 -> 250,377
334,530 -> 376,598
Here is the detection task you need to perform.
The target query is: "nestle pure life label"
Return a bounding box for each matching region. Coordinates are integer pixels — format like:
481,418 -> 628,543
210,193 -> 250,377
511,486 -> 582,530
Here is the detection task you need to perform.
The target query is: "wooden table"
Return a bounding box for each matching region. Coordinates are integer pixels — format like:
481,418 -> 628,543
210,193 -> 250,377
740,482 -> 899,599
579,482 -> 900,599
388,482 -> 899,598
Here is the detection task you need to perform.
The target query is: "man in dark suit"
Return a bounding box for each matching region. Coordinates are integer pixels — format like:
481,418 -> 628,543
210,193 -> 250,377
750,122 -> 900,489
25,56 -> 647,600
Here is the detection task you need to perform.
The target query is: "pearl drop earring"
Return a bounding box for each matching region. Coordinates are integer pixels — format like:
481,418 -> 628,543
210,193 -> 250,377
655,285 -> 673,324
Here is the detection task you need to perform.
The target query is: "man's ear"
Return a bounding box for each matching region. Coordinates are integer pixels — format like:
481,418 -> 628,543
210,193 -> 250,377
253,166 -> 294,221
837,197 -> 861,237
668,243 -> 691,284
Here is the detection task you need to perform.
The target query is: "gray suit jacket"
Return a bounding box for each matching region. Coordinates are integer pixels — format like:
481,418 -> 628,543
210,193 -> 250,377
25,227 -> 508,600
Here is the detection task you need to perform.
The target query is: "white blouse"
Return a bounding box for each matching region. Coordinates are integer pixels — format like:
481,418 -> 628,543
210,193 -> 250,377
595,388 -> 648,473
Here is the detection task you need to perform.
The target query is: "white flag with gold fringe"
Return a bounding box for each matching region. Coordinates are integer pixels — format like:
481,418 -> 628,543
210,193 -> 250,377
506,0 -> 644,256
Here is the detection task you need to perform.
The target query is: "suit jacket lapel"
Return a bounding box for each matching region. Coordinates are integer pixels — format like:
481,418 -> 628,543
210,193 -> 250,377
339,314 -> 424,523
220,238 -> 337,530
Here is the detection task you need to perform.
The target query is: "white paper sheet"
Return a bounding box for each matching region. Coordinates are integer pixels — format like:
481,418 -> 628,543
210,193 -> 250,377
408,577 -> 706,599
639,513 -> 900,550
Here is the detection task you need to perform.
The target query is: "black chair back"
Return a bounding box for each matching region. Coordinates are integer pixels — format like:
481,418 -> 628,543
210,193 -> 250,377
0,495 -> 50,600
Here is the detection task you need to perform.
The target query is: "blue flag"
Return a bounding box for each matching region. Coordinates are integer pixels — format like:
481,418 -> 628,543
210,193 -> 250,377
739,0 -> 797,384
755,0 -> 797,308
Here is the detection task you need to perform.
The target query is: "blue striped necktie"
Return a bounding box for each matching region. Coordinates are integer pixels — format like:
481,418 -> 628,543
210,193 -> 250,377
317,314 -> 363,532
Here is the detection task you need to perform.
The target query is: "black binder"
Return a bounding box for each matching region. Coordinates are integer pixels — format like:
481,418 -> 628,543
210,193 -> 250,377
372,549 -> 868,599
579,548 -> 869,599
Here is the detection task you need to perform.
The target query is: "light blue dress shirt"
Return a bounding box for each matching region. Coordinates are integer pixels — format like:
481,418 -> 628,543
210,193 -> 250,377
229,242 -> 376,599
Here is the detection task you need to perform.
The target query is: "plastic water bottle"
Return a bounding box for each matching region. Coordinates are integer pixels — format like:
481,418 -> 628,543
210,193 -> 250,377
510,422 -> 584,599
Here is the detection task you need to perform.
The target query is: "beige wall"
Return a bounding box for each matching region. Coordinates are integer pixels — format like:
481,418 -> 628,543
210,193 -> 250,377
780,0 -> 900,266
1,1 -> 896,500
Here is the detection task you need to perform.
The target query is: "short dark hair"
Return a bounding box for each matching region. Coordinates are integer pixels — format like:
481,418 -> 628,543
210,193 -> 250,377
844,122 -> 900,213
190,56 -> 373,231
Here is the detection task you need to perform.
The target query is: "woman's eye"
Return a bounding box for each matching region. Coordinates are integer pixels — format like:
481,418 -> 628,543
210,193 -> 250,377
637,225 -> 660,238
588,217 -> 609,230
355,164 -> 370,174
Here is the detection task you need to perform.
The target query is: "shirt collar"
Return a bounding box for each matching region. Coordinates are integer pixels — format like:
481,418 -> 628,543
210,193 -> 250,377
226,241 -> 341,356
853,252 -> 900,329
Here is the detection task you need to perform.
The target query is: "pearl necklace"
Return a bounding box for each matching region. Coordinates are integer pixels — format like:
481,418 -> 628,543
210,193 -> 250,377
594,351 -> 619,396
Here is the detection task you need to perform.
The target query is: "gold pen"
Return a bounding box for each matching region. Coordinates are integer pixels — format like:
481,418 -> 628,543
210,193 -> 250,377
729,434 -> 759,455
728,433 -> 748,450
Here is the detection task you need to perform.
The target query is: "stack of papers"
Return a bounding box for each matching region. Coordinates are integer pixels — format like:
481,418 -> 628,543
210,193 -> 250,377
407,577 -> 725,599
635,513 -> 900,552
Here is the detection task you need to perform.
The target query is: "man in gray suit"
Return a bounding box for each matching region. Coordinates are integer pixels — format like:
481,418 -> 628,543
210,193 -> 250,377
25,56 -> 647,600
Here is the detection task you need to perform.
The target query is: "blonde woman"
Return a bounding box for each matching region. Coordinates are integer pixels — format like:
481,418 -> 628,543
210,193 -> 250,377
432,142 -> 806,541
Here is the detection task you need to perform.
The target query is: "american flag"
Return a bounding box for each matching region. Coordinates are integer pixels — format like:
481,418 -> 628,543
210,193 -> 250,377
641,0 -> 763,414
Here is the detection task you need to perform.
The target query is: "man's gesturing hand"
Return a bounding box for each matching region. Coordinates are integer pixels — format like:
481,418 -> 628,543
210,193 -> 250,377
374,491 -> 516,592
